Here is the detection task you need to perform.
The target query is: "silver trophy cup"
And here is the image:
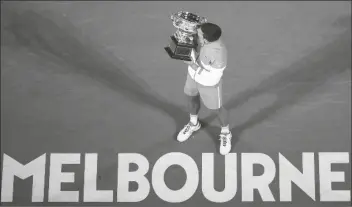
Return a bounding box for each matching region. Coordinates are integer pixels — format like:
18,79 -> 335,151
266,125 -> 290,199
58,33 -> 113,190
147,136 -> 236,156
164,11 -> 207,61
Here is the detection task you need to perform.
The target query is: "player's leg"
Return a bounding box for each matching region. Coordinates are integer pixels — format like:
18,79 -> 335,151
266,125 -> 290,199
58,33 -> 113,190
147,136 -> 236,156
218,106 -> 230,133
187,93 -> 201,124
177,74 -> 202,142
198,81 -> 232,155
216,82 -> 230,134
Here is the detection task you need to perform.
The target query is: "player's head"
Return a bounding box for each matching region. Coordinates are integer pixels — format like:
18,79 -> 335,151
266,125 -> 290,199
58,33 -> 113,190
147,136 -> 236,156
197,22 -> 222,44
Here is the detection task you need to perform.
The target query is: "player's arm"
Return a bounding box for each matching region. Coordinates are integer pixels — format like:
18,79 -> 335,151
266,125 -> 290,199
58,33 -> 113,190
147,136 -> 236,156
199,59 -> 214,72
197,52 -> 216,74
184,61 -> 199,70
184,49 -> 200,71
197,48 -> 227,74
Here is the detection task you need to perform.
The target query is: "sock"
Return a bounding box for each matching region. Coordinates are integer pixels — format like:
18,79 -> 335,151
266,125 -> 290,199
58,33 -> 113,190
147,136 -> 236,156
190,114 -> 198,125
221,125 -> 230,134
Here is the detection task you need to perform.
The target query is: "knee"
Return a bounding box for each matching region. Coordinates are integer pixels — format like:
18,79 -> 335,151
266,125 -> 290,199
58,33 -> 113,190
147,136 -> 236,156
187,93 -> 200,101
209,106 -> 224,114
217,106 -> 228,114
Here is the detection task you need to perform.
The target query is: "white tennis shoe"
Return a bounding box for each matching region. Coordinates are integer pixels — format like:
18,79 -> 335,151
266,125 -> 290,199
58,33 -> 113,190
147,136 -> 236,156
219,132 -> 232,155
177,122 -> 201,142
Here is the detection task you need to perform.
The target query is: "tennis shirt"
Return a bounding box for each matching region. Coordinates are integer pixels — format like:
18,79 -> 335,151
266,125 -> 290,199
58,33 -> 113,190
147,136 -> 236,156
187,38 -> 228,86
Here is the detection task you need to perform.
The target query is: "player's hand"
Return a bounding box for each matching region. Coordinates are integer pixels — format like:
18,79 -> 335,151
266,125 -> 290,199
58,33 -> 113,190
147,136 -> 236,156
184,61 -> 199,71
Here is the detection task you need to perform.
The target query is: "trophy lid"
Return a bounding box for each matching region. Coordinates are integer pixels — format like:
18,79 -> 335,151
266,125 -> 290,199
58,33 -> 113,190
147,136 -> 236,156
171,11 -> 207,24
170,11 -> 207,34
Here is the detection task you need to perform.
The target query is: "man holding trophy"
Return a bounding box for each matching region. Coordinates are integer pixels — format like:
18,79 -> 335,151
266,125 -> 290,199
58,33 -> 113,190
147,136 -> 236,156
165,11 -> 232,155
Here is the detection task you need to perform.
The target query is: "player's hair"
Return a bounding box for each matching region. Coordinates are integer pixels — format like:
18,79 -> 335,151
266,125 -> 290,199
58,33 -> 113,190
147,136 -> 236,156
199,22 -> 222,42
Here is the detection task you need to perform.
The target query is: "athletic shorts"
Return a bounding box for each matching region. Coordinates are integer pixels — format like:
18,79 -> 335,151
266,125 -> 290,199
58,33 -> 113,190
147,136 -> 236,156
184,73 -> 223,110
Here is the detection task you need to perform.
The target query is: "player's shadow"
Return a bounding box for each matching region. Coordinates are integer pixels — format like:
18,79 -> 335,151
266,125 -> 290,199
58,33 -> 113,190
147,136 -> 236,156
202,27 -> 351,153
3,9 -> 191,142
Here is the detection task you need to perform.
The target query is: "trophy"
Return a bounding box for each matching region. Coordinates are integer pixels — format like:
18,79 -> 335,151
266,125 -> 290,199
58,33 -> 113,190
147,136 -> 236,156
164,11 -> 207,61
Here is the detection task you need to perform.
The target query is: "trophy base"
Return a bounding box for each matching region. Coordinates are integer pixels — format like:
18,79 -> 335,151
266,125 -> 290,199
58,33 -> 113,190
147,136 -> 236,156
164,47 -> 192,61
164,36 -> 196,61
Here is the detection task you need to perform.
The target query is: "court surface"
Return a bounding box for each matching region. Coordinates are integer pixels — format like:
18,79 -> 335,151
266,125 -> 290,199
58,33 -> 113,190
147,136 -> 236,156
1,1 -> 351,206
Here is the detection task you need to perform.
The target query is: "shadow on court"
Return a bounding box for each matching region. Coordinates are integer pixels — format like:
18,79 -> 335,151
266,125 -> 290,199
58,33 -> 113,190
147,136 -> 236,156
3,9 -> 351,156
203,23 -> 351,153
2,9 -> 191,142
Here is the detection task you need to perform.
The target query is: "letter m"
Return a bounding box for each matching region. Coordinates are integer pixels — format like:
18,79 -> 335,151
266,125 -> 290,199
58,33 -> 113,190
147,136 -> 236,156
1,154 -> 46,202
